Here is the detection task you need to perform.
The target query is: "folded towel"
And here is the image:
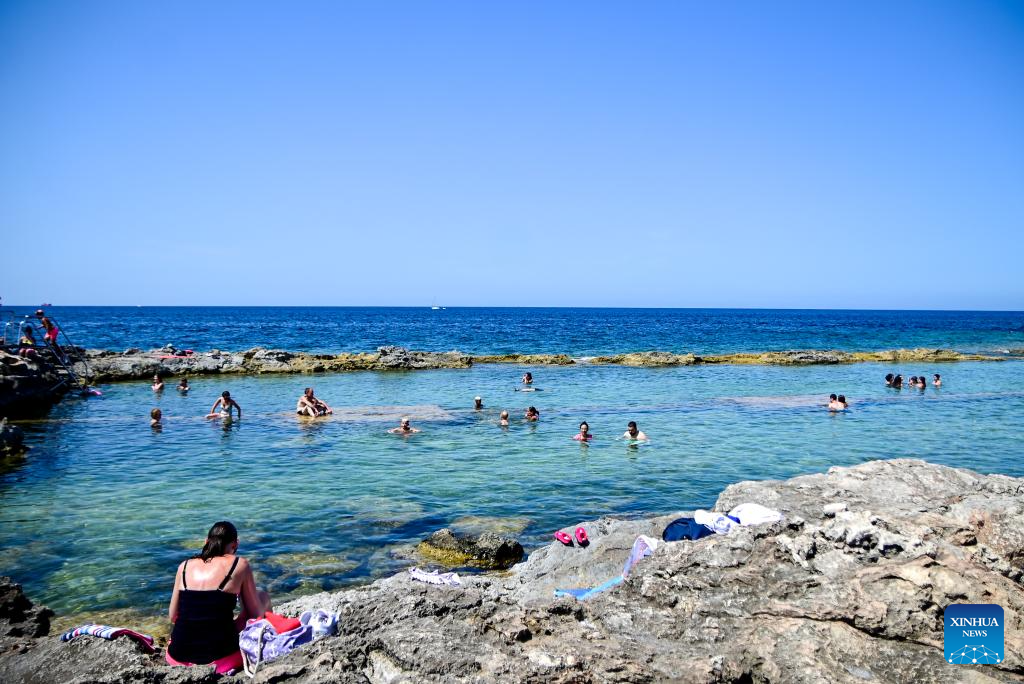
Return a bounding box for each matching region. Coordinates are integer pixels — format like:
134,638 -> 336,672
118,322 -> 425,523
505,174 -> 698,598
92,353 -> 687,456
60,624 -> 156,653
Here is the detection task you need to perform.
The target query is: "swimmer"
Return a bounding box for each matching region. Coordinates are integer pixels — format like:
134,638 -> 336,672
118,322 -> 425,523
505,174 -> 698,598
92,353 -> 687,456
499,410 -> 509,427
389,417 -> 420,434
916,376 -> 927,390
524,406 -> 540,421
296,387 -> 332,417
177,377 -> 190,393
573,421 -> 593,442
909,376 -> 918,389
827,394 -> 846,411
884,373 -> 894,387
827,393 -> 839,408
892,374 -> 903,389
474,396 -> 484,410
152,374 -> 165,392
933,373 -> 942,387
206,391 -> 241,420
623,421 -> 648,440
838,394 -> 848,409
522,372 -> 533,385
151,407 -> 162,427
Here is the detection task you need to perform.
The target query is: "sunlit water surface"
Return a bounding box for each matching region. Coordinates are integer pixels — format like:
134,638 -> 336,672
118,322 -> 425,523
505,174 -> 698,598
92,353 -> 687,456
2,360 -> 1023,623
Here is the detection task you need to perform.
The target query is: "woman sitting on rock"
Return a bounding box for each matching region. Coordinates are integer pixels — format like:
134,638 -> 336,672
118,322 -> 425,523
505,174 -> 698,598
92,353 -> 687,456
167,521 -> 272,674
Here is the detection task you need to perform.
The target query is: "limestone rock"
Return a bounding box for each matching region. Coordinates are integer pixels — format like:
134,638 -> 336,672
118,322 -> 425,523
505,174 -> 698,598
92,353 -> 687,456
418,528 -> 524,570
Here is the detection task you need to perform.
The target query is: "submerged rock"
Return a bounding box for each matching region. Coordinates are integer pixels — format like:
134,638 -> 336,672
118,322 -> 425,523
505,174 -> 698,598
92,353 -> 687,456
2,460 -> 1023,682
418,528 -> 525,570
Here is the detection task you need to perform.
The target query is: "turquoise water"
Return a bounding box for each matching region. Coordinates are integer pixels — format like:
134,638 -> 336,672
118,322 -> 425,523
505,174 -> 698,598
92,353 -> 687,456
3,359 -> 1024,619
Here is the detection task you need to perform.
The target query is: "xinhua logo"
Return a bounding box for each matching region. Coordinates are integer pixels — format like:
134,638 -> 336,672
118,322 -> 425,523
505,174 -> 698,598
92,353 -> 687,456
944,604 -> 1004,665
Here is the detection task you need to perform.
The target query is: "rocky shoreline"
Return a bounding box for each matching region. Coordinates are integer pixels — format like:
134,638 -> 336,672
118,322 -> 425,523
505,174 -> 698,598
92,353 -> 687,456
77,345 -> 1011,382
1,458 -> 1022,683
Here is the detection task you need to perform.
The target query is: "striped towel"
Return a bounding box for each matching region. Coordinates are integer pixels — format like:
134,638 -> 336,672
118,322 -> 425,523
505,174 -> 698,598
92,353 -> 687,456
60,624 -> 156,653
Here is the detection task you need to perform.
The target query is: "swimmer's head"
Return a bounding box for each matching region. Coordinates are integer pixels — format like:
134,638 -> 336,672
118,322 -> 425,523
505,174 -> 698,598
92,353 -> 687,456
885,373 -> 893,382
500,410 -> 509,419
579,421 -> 589,432
829,394 -> 837,401
527,406 -> 538,415
838,395 -> 846,403
400,417 -> 410,427
934,373 -> 940,380
150,408 -> 161,420
627,421 -> 638,435
153,374 -> 161,382
222,391 -> 230,399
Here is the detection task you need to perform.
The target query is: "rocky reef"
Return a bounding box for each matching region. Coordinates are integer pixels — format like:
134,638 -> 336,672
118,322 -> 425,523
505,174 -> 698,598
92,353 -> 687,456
80,345 -> 474,382
67,345 -> 1008,383
418,528 -> 525,570
593,347 -> 1001,367
2,459 -> 1023,683
0,350 -> 69,418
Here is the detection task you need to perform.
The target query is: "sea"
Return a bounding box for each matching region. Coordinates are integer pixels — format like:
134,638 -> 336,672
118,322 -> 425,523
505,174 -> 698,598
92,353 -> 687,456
1,306 -> 1023,626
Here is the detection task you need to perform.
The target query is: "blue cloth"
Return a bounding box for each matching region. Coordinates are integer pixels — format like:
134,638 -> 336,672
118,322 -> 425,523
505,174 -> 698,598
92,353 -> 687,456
553,575 -> 624,601
661,517 -> 716,542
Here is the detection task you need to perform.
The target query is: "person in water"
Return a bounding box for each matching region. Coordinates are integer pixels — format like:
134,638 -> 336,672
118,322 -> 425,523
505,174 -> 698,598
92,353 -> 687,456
884,373 -> 894,387
153,375 -> 165,392
389,417 -> 420,434
573,421 -> 593,441
167,521 -> 272,672
296,387 -> 332,417
206,391 -> 241,420
838,394 -> 848,409
933,373 -> 942,387
829,395 -> 848,411
151,408 -> 163,428
177,377 -> 190,393
891,374 -> 903,389
524,406 -> 539,421
522,372 -> 533,385
474,396 -> 484,410
623,421 -> 648,440
499,410 -> 510,426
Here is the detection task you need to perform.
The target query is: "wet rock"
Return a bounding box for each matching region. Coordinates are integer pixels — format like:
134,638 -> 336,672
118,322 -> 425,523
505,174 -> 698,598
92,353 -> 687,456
472,353 -> 576,365
0,351 -> 68,418
593,351 -> 698,366
418,528 -> 524,570
0,419 -> 25,457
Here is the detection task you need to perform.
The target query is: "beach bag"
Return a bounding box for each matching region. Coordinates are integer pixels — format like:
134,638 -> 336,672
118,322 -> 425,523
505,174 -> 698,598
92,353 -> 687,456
239,614 -> 313,677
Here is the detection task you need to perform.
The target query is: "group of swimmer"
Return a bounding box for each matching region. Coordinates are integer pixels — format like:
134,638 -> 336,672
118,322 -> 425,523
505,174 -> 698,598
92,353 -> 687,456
147,371 -> 652,442
885,373 -> 941,389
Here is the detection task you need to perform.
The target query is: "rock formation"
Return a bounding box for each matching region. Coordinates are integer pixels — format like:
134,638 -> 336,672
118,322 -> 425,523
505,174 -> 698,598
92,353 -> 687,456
0,350 -> 69,418
2,459 -> 1022,682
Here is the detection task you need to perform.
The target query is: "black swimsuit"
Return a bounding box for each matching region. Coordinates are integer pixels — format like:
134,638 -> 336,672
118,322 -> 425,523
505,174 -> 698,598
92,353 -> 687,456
168,557 -> 240,664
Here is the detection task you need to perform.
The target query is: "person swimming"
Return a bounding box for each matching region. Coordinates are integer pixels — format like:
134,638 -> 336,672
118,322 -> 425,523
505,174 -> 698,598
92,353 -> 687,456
573,421 -> 592,442
207,391 -> 241,420
524,406 -> 539,421
827,394 -> 845,411
151,408 -> 163,428
838,394 -> 848,409
474,396 -> 484,410
389,417 -> 420,434
623,421 -> 648,440
177,377 -> 190,393
933,373 -> 942,387
522,372 -> 533,385
499,410 -> 509,427
891,374 -> 903,389
167,521 -> 272,672
152,375 -> 165,392
296,387 -> 332,417
884,373 -> 894,387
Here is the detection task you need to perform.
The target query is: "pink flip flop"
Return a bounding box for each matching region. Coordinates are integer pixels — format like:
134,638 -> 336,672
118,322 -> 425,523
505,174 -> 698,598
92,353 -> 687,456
574,527 -> 589,546
554,531 -> 573,546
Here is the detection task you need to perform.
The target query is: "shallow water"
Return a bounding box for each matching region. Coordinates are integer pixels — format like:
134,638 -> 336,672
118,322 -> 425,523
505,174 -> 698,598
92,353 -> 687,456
5,306 -> 1023,355
2,359 -> 1023,620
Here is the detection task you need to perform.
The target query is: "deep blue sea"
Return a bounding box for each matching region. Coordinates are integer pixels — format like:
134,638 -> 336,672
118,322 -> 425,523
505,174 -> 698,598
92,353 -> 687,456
3,306 -> 1024,355
1,306 -> 1023,630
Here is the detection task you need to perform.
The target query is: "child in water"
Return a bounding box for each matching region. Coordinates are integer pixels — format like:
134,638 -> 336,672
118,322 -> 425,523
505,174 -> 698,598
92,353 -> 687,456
150,408 -> 162,428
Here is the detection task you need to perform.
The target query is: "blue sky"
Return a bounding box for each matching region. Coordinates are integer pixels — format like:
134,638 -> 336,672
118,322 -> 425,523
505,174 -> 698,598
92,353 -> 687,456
1,1 -> 1022,309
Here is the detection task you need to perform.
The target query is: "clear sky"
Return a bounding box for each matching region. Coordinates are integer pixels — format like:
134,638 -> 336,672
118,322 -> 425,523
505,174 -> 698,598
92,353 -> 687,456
1,1 -> 1022,309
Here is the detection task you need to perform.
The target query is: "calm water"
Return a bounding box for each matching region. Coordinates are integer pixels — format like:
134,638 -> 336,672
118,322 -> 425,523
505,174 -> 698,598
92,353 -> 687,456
2,356 -> 1024,620
3,306 -> 1024,355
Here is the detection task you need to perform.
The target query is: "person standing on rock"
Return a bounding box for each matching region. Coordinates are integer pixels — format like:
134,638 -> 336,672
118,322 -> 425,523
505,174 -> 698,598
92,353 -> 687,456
34,310 -> 61,355
207,391 -> 241,420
